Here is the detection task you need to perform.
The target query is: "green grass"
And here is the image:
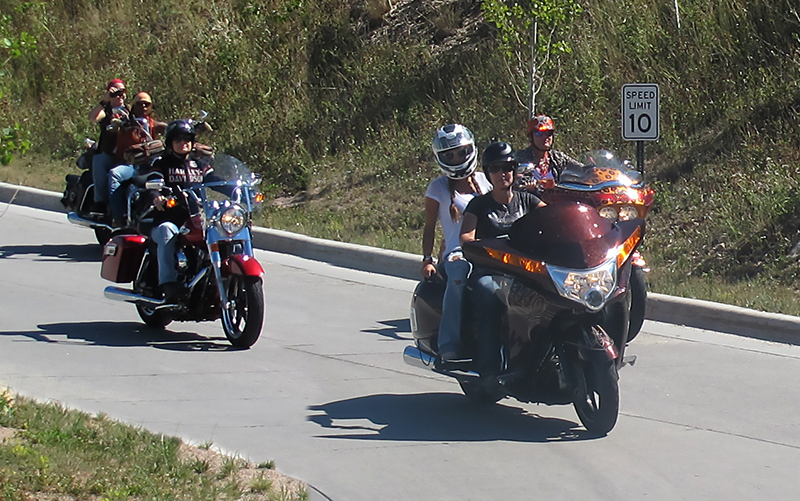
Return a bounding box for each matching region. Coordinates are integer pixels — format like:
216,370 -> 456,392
0,392 -> 306,501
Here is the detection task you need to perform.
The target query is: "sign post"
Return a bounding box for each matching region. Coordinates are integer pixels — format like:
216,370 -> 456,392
622,83 -> 660,174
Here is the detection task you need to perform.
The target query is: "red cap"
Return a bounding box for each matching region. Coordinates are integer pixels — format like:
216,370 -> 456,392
106,79 -> 126,90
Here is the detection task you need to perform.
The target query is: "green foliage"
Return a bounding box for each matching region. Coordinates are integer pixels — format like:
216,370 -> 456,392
1,0 -> 800,311
0,6 -> 37,165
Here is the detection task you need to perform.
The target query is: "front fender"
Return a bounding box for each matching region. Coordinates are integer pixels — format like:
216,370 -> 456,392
222,254 -> 264,277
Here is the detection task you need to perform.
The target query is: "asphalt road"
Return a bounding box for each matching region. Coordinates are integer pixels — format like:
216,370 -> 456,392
2,202 -> 800,500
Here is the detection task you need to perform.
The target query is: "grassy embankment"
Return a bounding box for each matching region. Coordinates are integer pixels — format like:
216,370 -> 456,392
0,391 -> 306,500
2,0 -> 800,313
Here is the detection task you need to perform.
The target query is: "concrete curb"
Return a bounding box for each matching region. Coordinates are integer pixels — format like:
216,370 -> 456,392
3,182 -> 799,344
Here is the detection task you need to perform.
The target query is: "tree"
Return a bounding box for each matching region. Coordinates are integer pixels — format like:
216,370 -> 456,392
481,0 -> 581,117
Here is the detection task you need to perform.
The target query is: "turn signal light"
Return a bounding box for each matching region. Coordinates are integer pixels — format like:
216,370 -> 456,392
485,248 -> 546,274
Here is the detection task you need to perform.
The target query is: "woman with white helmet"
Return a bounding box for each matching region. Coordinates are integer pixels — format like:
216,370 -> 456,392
421,123 -> 492,362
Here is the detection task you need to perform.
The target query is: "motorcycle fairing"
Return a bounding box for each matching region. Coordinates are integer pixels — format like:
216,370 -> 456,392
222,254 -> 264,277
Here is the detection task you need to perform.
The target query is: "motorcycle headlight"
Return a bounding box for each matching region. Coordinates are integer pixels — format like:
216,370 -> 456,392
618,205 -> 639,221
598,206 -> 618,220
547,258 -> 617,311
217,205 -> 246,236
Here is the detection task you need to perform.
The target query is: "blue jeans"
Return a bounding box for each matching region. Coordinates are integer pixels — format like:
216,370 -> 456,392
438,251 -> 472,355
109,163 -> 136,220
152,221 -> 179,285
469,272 -> 505,375
91,152 -> 116,203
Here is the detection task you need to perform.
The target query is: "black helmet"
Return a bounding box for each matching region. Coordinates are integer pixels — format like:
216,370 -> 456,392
164,119 -> 196,152
482,141 -> 517,169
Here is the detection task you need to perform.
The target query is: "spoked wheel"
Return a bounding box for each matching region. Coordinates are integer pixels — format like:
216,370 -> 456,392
570,351 -> 620,436
628,265 -> 648,342
221,275 -> 264,349
458,378 -> 503,405
134,253 -> 172,328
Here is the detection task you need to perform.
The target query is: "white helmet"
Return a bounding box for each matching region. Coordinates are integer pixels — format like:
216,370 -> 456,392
431,124 -> 478,180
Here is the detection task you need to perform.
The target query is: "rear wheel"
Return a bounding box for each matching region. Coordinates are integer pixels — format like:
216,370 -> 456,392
134,253 -> 172,328
571,354 -> 619,435
221,275 -> 264,349
458,378 -> 503,405
94,227 -> 112,245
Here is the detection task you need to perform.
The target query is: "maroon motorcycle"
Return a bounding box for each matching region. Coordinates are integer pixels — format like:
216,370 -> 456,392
405,201 -> 643,435
100,154 -> 266,348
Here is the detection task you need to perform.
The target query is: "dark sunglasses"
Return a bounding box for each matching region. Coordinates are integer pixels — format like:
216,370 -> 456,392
110,89 -> 126,98
486,161 -> 517,174
534,129 -> 554,137
137,101 -> 152,107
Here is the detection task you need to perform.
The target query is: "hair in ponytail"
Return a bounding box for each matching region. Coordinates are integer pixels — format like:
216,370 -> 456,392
447,173 -> 486,222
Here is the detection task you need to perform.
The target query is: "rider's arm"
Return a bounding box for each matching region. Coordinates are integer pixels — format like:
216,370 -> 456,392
421,196 -> 439,278
88,103 -> 107,124
460,212 -> 478,244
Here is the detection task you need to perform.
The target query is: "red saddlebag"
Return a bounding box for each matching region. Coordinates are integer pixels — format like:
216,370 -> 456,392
101,235 -> 147,283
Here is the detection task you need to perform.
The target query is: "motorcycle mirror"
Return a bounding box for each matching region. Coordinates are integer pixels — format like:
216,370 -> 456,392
198,110 -> 209,121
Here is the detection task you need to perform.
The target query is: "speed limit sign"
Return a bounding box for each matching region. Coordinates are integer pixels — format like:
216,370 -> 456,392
622,84 -> 659,141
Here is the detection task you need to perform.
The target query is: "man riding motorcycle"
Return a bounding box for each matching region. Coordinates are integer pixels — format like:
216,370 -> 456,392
142,119 -> 226,302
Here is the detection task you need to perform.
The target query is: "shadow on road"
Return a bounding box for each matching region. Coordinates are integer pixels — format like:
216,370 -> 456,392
307,393 -> 599,443
361,318 -> 412,340
0,243 -> 101,262
0,321 -> 239,352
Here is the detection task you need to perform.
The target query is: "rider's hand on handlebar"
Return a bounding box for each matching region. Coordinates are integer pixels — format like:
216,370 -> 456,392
153,195 -> 167,211
421,262 -> 437,280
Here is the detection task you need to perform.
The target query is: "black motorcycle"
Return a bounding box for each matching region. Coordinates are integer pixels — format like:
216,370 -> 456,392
404,201 -> 643,435
60,137 -> 115,244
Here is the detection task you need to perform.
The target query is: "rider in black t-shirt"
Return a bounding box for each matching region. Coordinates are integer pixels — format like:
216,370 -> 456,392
460,141 -> 546,379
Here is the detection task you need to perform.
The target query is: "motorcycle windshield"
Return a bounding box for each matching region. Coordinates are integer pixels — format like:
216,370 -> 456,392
558,150 -> 642,191
193,154 -> 263,211
508,202 -> 623,269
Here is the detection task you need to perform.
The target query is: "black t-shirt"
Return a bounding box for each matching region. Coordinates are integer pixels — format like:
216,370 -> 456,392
464,191 -> 542,239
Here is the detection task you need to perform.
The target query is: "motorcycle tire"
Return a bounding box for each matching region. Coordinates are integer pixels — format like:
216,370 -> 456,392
458,378 -> 503,405
571,353 -> 620,436
134,253 -> 172,329
627,265 -> 647,342
221,275 -> 264,349
94,227 -> 113,246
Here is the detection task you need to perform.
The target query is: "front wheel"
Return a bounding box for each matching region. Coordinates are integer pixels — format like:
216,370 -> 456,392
221,275 -> 264,349
627,265 -> 647,342
571,355 -> 620,435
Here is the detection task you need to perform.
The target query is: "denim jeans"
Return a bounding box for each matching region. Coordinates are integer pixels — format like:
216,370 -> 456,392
108,163 -> 136,220
152,221 -> 179,285
469,272 -> 505,375
91,152 -> 116,203
437,251 -> 472,355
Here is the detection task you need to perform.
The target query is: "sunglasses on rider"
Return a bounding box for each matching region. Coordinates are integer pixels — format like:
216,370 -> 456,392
110,89 -> 126,98
486,161 -> 517,174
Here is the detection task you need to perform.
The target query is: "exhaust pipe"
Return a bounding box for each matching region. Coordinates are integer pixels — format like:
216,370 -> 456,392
403,345 -> 436,370
403,345 -> 481,379
67,211 -> 112,230
104,286 -> 163,307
